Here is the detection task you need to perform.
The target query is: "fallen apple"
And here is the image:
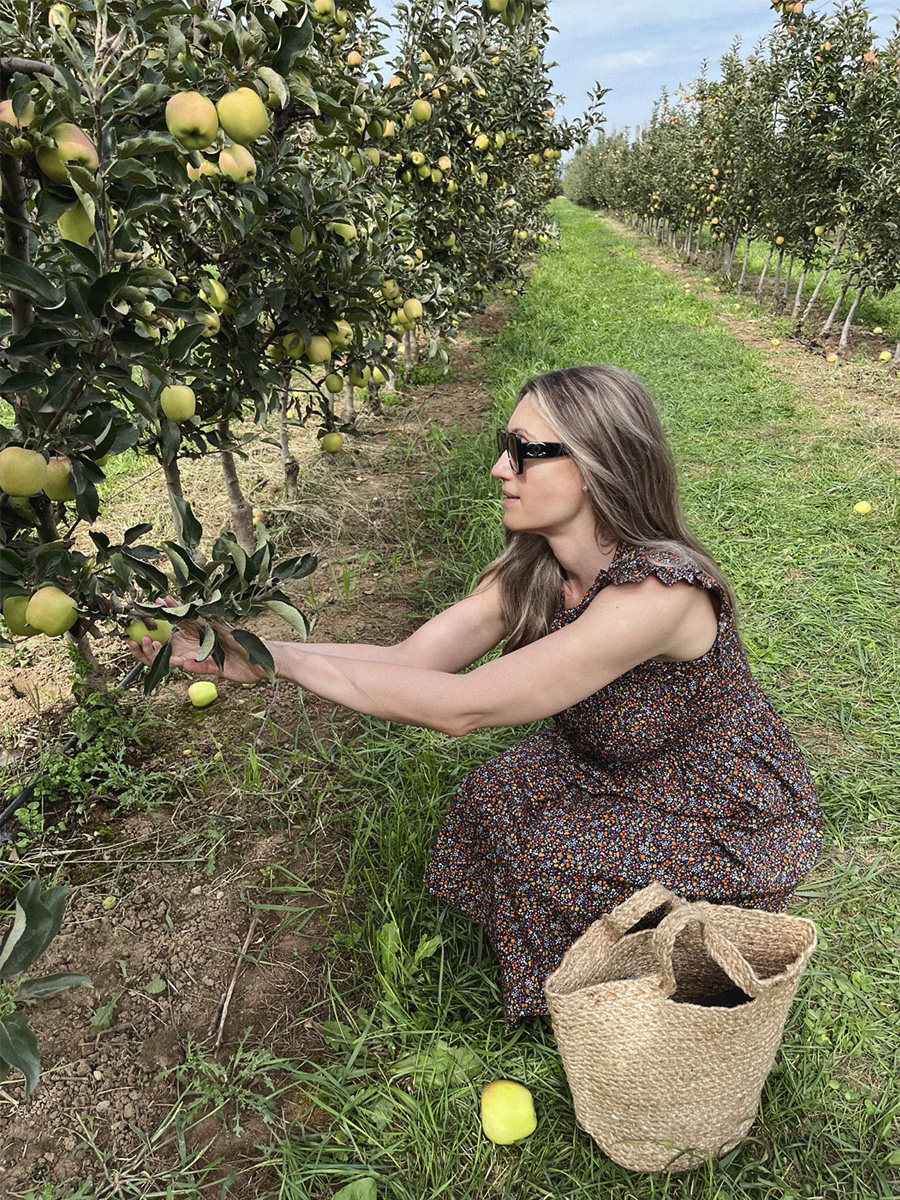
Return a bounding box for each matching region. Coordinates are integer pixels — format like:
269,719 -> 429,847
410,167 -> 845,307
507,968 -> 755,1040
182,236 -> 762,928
188,681 -> 218,708
480,1080 -> 537,1145
853,500 -> 872,515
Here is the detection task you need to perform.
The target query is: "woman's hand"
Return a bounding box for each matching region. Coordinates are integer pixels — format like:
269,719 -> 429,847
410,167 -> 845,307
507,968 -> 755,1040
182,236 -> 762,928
127,603 -> 268,686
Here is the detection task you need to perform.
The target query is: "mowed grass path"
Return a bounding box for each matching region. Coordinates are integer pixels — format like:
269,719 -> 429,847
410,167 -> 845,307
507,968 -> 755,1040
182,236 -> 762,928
268,201 -> 900,1200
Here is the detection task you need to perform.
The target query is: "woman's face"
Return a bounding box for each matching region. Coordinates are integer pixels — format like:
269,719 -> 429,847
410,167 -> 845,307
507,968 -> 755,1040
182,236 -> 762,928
491,393 -> 592,538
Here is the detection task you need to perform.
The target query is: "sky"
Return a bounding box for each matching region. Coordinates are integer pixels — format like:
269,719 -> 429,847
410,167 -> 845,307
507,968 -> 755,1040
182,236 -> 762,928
543,0 -> 900,137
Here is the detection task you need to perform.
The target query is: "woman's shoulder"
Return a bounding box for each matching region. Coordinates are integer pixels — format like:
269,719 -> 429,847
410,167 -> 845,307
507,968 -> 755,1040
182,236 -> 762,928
608,542 -> 726,598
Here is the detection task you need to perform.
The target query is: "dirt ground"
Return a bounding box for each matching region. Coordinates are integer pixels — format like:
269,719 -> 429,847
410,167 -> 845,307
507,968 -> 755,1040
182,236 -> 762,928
1,223 -> 897,1195
0,314 -> 497,1196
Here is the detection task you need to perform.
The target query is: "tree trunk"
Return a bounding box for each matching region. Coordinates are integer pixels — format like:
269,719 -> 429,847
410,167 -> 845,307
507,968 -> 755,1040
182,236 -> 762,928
889,341 -> 900,370
683,221 -> 693,258
755,247 -> 773,298
0,151 -> 33,336
279,380 -> 298,499
800,237 -> 844,326
838,284 -> 865,350
782,255 -> 794,301
217,420 -> 256,552
737,238 -> 752,294
403,329 -> 418,369
791,268 -> 808,320
772,248 -> 785,305
820,273 -> 853,339
342,378 -> 354,422
724,236 -> 738,281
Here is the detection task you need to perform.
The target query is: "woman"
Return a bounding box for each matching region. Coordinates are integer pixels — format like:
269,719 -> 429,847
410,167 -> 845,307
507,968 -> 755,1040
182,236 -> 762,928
132,366 -> 822,1026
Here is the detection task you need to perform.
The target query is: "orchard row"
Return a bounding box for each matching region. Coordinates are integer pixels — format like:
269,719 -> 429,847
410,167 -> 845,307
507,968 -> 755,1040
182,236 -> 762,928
564,0 -> 900,353
0,0 -> 589,685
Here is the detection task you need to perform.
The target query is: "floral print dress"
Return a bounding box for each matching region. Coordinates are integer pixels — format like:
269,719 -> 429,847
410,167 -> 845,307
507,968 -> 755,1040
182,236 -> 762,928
423,543 -> 822,1026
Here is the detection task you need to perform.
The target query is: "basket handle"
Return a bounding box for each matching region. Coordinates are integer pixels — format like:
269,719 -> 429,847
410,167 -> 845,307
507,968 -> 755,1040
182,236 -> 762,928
651,903 -> 768,999
602,881 -> 684,939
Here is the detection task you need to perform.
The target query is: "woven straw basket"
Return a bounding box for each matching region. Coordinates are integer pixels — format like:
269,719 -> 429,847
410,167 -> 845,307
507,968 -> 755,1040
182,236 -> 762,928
543,882 -> 817,1172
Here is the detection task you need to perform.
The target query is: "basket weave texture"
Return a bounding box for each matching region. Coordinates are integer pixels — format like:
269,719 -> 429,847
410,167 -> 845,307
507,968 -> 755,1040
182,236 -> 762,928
543,882 -> 817,1172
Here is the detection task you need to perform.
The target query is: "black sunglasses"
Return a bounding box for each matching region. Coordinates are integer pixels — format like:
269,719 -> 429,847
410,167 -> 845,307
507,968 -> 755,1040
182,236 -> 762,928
496,428 -> 571,474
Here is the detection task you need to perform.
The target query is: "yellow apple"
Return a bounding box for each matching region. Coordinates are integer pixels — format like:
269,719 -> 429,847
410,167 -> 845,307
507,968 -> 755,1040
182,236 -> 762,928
127,617 -> 173,644
411,99 -> 432,122
329,220 -> 357,243
160,385 -> 196,422
165,91 -> 219,151
187,159 -> 218,180
0,446 -> 47,497
201,278 -> 228,310
878,350 -> 892,362
480,1080 -> 537,1144
403,298 -> 423,322
25,586 -> 78,636
188,681 -> 218,707
312,0 -> 335,19
852,500 -> 872,515
219,144 -> 256,183
347,50 -> 362,68
474,133 -> 490,152
36,123 -> 99,183
44,456 -> 75,501
48,3 -> 74,30
216,87 -> 269,144
2,596 -> 36,636
200,310 -> 220,337
322,432 -> 343,453
57,202 -> 94,247
437,155 -> 452,172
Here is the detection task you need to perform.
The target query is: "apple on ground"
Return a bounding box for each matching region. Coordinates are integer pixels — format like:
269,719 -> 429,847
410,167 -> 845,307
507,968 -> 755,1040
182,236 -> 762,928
480,1080 -> 537,1144
44,456 -> 75,502
165,91 -> 219,151
878,350 -> 891,362
852,501 -> 872,515
127,617 -> 174,644
0,446 -> 48,497
188,681 -> 218,708
216,87 -> 269,144
36,123 -> 99,183
160,385 -> 196,422
25,586 -> 78,636
2,596 -> 36,636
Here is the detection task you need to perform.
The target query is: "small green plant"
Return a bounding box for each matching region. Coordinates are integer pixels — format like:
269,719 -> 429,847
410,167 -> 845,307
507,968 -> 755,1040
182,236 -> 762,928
0,878 -> 90,1097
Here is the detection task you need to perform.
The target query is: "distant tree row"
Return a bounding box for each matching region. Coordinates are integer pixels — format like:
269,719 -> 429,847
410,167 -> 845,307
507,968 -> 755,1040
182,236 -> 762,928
564,0 -> 900,356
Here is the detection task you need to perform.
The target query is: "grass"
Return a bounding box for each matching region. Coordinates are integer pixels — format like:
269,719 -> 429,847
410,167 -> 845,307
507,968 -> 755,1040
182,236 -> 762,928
250,200 -> 900,1199
13,202 -> 900,1198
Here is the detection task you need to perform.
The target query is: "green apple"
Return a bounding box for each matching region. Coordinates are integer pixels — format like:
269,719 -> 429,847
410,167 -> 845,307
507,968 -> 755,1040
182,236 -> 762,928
0,446 -> 47,497
187,158 -> 218,180
324,372 -> 344,394
201,278 -> 228,310
165,91 -> 219,151
36,123 -> 99,183
306,335 -> 332,365
25,586 -> 78,636
160,385 -> 196,422
216,87 -> 269,144
480,1080 -> 537,1144
347,50 -> 362,68
188,680 -> 218,707
0,98 -> 35,128
2,596 -> 36,636
411,99 -> 432,123
403,298 -> 423,322
57,202 -> 94,247
322,432 -> 343,453
219,144 -> 256,183
326,319 -> 354,347
363,147 -> 380,167
282,332 -> 305,359
290,225 -> 313,253
200,310 -> 220,337
44,456 -> 75,501
127,617 -> 174,644
48,3 -> 75,30
311,0 -> 335,20
437,154 -> 452,172
329,220 -> 358,243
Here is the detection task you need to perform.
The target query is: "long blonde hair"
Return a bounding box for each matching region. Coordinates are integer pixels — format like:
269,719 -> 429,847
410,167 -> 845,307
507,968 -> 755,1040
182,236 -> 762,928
482,365 -> 736,653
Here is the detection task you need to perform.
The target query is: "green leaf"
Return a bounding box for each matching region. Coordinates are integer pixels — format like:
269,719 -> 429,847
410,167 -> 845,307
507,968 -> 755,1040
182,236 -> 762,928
145,978 -> 167,995
0,1012 -> 40,1098
231,629 -> 275,678
0,881 -> 68,980
17,973 -> 92,1001
272,552 -> 317,582
171,495 -> 203,552
262,599 -> 309,638
0,255 -> 64,308
332,1181 -> 377,1200
89,992 -> 119,1033
117,134 -> 174,158
377,921 -> 401,978
143,641 -> 172,693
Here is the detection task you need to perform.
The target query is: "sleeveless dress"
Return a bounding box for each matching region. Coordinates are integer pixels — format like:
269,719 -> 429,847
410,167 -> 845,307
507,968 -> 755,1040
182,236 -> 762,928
423,543 -> 822,1026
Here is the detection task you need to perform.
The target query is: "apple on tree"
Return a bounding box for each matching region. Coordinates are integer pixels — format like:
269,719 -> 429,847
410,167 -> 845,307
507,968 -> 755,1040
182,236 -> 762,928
159,385 -> 196,422
2,596 -> 36,637
126,617 -> 174,644
216,88 -> 270,144
0,446 -> 48,497
57,202 -> 94,247
165,91 -> 219,151
218,144 -> 257,184
44,456 -> 75,502
25,586 -> 78,637
36,123 -> 99,184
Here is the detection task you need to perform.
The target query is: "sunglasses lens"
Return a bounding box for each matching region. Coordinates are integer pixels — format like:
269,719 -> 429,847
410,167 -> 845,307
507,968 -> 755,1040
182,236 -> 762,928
498,430 -> 519,471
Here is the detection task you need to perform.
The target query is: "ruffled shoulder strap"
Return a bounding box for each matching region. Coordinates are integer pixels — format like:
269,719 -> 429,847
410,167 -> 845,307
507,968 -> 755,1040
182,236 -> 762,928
606,542 -> 725,600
